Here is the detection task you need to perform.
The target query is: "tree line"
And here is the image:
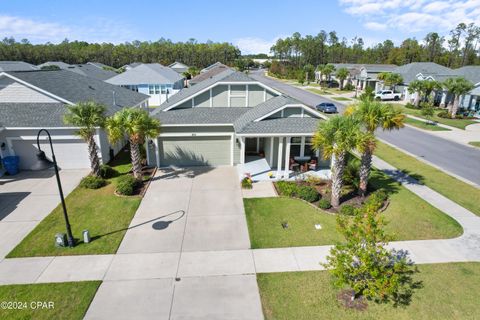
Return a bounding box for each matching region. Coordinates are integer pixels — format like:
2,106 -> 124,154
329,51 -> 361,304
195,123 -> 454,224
0,38 -> 241,69
270,23 -> 480,69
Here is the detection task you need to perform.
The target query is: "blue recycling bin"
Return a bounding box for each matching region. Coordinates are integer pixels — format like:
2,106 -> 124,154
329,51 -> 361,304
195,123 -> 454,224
2,156 -> 20,175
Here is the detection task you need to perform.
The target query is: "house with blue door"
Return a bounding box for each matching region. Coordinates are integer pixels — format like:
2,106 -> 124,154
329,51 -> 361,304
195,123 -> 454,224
106,63 -> 184,106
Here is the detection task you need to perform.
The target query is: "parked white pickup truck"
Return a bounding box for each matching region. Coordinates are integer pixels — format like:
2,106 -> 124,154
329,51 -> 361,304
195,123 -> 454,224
374,90 -> 401,101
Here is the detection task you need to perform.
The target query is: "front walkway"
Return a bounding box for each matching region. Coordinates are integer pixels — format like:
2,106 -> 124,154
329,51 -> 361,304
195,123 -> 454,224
1,161 -> 480,318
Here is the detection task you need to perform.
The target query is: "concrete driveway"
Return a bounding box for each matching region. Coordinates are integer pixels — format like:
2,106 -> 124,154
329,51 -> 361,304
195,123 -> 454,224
85,166 -> 263,320
0,169 -> 87,260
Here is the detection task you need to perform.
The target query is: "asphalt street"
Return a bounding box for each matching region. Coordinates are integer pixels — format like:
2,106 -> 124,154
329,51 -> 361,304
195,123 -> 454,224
250,70 -> 480,186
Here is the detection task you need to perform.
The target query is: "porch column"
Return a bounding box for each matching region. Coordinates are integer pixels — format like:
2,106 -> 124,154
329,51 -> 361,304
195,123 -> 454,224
440,91 -> 447,108
154,138 -> 160,168
284,137 -> 291,179
240,137 -> 245,164
277,137 -> 284,178
269,137 -> 274,166
145,141 -> 150,166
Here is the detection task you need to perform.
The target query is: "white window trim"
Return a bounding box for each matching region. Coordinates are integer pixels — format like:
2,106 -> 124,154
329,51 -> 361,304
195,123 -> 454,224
254,104 -> 327,122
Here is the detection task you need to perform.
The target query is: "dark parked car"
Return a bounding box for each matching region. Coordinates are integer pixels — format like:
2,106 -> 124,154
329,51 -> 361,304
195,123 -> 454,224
316,102 -> 338,113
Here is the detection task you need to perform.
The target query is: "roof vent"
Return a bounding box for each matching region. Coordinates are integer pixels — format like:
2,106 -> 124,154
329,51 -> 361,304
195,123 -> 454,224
88,85 -> 95,90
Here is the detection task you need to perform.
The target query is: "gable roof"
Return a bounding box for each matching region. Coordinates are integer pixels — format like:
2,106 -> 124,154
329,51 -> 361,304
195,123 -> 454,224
201,62 -> 225,73
236,117 -> 320,134
37,61 -> 72,69
65,64 -> 117,80
0,61 -> 38,72
453,66 -> 480,84
87,62 -> 110,69
190,64 -> 230,85
393,62 -> 455,83
5,70 -> 149,107
106,63 -> 183,85
0,102 -> 124,128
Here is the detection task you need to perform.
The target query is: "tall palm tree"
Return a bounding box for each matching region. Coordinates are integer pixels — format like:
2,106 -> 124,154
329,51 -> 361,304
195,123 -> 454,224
313,116 -> 360,208
443,77 -> 474,118
64,101 -> 106,176
407,80 -> 425,107
335,67 -> 350,90
347,100 -> 405,197
105,108 -> 161,180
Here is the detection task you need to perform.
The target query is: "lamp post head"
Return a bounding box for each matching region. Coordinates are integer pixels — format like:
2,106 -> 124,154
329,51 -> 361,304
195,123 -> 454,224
31,150 -> 54,171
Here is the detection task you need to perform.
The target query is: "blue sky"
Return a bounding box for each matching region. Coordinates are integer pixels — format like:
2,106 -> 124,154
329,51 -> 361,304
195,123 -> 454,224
1,0 -> 479,54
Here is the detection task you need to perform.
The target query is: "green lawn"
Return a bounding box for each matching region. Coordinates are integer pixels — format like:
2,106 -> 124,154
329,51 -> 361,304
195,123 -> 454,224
0,281 -> 100,320
332,96 -> 352,101
469,141 -> 480,148
7,151 -> 142,257
257,262 -> 480,320
404,117 -> 451,131
399,106 -> 477,129
245,169 -> 462,249
307,88 -> 332,95
374,141 -> 480,216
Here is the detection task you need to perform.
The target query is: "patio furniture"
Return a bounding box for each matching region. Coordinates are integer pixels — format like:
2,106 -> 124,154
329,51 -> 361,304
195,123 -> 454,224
308,158 -> 318,171
294,156 -> 311,172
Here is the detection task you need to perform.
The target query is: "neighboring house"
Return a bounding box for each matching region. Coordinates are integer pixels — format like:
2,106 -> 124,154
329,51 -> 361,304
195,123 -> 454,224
454,66 -> 480,112
201,61 -> 225,73
106,63 -> 184,106
122,62 -> 142,71
86,62 -> 110,69
189,63 -> 230,86
356,64 -> 398,91
315,63 -> 362,86
0,69 -> 149,173
37,61 -> 117,80
168,61 -> 189,74
0,61 -> 38,72
148,69 -> 329,179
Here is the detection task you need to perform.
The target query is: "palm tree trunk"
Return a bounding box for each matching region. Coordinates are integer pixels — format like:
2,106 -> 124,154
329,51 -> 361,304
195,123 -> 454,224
87,134 -> 101,176
451,95 -> 460,118
414,92 -> 420,107
130,140 -> 143,180
447,94 -> 455,114
358,149 -> 372,197
331,152 -> 346,208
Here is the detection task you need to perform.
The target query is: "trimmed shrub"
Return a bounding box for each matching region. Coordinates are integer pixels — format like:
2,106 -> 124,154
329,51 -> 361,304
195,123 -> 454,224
241,177 -> 253,189
318,198 -> 331,209
80,175 -> 106,189
276,181 -> 297,197
99,164 -> 118,179
343,83 -> 355,91
365,189 -> 388,211
405,102 -> 418,109
437,110 -> 450,118
340,204 -> 356,216
296,185 -> 320,202
116,175 -> 139,196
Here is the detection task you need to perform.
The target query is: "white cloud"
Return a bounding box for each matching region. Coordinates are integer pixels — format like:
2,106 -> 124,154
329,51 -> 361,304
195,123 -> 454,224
339,0 -> 480,34
234,37 -> 279,54
0,15 -> 69,40
364,21 -> 387,31
0,14 -> 137,43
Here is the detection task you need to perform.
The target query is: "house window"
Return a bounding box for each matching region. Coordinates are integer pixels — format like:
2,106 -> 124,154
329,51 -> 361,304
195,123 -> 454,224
155,85 -> 160,94
290,137 -> 302,158
304,137 -> 315,157
161,85 -> 166,94
149,85 -> 154,94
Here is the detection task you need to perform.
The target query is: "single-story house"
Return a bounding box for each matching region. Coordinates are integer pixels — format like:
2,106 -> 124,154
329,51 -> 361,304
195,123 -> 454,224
106,63 -> 184,106
189,63 -> 229,86
37,61 -> 117,80
122,62 -> 142,71
149,69 -> 330,180
454,66 -> 480,112
200,61 -> 225,73
168,61 -> 189,74
0,69 -> 149,174
0,61 -> 38,72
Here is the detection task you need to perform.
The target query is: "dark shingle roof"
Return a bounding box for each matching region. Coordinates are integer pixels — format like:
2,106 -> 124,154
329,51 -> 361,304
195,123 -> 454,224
393,62 -> 455,83
155,107 -> 250,125
190,64 -> 230,85
8,70 -> 149,107
237,117 -> 320,134
66,64 -> 117,80
107,63 -> 183,85
0,102 -> 123,128
0,61 -> 38,72
453,66 -> 480,84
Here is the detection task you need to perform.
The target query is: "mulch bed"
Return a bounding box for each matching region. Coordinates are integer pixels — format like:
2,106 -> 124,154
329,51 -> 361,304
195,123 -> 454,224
337,289 -> 368,311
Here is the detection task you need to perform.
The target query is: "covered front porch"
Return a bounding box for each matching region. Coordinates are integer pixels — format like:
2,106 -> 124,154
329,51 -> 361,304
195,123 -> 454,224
236,135 -> 331,181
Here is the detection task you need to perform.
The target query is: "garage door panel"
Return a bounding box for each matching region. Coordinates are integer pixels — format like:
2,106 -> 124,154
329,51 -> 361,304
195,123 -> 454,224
159,136 -> 231,167
11,139 -> 90,170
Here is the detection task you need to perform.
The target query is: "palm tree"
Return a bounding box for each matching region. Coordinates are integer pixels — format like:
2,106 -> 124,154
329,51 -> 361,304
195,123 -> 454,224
348,100 -> 405,197
105,108 -> 161,180
64,101 -> 106,176
335,67 -> 350,90
443,77 -> 474,118
313,116 -> 360,208
407,80 -> 425,107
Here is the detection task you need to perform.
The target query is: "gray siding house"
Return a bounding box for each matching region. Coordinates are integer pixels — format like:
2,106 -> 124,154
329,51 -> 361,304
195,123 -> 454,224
0,69 -> 149,174
149,69 -> 329,179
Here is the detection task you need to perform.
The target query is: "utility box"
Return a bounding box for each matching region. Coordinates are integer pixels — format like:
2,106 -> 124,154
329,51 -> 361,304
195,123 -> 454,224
55,233 -> 67,247
83,230 -> 91,243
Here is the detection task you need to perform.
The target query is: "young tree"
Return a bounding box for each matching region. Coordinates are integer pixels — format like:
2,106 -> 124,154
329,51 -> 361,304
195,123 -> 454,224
313,116 -> 360,208
443,77 -> 474,117
324,201 -> 419,305
420,102 -> 435,125
63,101 -> 106,176
105,108 -> 161,180
318,63 -> 335,85
346,100 -> 405,197
335,67 -> 350,90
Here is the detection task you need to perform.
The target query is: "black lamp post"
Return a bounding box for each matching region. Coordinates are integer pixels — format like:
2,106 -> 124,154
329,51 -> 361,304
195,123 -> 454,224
32,129 -> 75,247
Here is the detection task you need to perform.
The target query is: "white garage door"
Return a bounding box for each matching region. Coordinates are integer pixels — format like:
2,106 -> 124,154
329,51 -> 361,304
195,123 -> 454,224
11,139 -> 90,170
159,136 -> 231,167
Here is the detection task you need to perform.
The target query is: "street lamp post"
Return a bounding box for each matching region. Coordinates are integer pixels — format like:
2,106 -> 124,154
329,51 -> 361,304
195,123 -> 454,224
31,129 -> 75,247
